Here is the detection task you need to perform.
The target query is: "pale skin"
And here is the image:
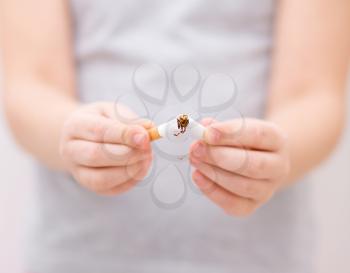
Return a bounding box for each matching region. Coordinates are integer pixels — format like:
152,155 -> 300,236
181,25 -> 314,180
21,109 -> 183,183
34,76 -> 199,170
1,0 -> 349,214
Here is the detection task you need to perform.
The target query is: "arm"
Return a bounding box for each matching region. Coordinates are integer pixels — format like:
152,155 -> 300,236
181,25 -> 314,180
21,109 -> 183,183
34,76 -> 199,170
266,0 -> 350,184
1,0 -> 152,195
190,0 -> 349,216
0,0 -> 78,170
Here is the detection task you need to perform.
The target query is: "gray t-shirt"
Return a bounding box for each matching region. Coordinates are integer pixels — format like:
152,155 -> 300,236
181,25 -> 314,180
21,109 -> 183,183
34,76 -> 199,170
25,0 -> 316,272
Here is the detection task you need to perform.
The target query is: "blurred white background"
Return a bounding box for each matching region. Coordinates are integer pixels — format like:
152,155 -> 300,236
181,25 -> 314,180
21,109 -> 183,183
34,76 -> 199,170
0,70 -> 349,272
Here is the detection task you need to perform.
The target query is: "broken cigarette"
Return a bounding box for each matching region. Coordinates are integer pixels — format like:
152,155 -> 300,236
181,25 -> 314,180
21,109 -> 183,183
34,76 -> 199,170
147,122 -> 168,141
147,116 -> 206,142
148,127 -> 161,141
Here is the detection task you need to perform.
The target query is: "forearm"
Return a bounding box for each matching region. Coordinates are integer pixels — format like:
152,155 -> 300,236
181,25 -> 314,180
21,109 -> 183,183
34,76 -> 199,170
4,81 -> 79,170
266,89 -> 346,185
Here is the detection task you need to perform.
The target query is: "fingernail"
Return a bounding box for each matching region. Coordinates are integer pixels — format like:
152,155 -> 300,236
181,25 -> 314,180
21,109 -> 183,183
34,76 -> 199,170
133,133 -> 146,146
193,143 -> 205,157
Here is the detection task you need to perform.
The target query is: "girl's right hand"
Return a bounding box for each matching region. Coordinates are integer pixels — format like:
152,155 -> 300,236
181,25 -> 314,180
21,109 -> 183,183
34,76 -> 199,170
59,102 -> 153,195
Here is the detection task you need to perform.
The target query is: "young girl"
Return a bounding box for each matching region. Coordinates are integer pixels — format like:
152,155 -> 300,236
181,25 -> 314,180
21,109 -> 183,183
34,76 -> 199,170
1,0 -> 349,272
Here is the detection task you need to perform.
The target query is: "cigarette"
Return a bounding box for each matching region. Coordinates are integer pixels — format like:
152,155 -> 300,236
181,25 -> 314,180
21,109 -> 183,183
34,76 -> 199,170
147,123 -> 168,141
147,117 -> 206,142
148,127 -> 161,141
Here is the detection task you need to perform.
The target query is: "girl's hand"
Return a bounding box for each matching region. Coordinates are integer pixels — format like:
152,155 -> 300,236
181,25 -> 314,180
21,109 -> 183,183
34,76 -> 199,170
189,118 -> 290,217
60,102 -> 153,195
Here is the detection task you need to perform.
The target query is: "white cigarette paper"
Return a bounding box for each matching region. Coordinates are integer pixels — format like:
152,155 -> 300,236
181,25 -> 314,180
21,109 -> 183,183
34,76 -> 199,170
147,116 -> 206,142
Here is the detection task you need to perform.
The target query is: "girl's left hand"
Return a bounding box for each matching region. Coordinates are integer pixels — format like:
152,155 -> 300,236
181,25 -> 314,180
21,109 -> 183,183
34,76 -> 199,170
189,118 -> 290,217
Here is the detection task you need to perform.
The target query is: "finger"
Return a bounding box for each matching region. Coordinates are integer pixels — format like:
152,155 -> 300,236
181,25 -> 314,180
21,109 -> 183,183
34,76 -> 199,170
66,114 -> 150,149
82,158 -> 152,195
64,140 -> 152,167
83,102 -> 155,129
108,103 -> 154,128
192,170 -> 257,217
94,179 -> 139,196
190,141 -> 283,179
204,118 -> 285,152
200,117 -> 218,127
138,119 -> 155,130
74,159 -> 151,192
190,158 -> 272,201
98,155 -> 153,195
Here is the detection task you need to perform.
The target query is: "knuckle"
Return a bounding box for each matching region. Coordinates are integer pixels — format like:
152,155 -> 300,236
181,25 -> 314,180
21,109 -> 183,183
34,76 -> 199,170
76,169 -> 106,192
89,120 -> 107,140
226,202 -> 256,218
247,156 -> 267,177
256,157 -> 267,173
251,125 -> 265,146
241,180 -> 258,197
86,145 -> 101,163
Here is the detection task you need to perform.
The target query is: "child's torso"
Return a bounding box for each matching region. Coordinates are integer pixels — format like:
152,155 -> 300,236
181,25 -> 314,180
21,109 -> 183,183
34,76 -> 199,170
26,1 -> 315,273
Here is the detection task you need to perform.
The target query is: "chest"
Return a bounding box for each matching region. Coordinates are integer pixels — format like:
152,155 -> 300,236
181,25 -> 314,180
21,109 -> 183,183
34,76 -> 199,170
70,0 -> 275,34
